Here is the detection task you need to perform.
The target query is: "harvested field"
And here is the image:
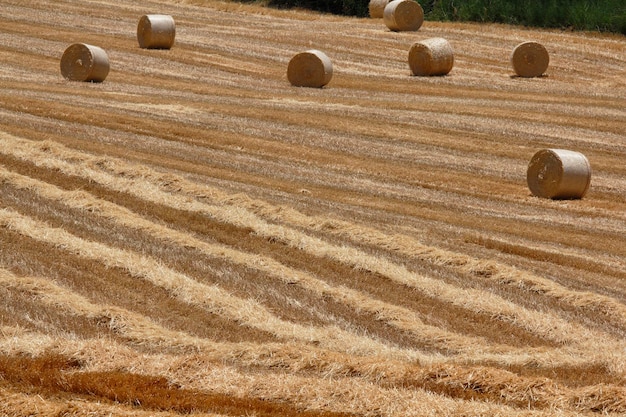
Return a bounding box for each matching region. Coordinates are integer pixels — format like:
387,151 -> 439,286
1,0 -> 625,416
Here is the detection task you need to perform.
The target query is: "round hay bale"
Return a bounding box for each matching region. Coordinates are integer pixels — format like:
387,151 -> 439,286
287,50 -> 333,88
511,41 -> 549,77
383,0 -> 424,32
137,14 -> 176,49
369,0 -> 391,18
408,37 -> 454,76
60,43 -> 110,82
527,149 -> 591,199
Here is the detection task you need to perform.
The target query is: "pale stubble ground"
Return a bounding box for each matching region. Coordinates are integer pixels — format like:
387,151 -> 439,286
0,0 -> 625,416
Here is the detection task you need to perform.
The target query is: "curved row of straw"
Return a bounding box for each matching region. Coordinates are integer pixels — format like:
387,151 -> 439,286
0,134 -> 605,353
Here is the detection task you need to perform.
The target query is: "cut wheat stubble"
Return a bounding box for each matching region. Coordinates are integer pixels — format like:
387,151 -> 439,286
60,43 -> 109,82
2,165 -> 613,368
287,50 -> 333,88
0,166 -> 584,364
137,14 -> 176,50
1,134 -> 619,359
408,37 -> 454,76
511,41 -> 549,78
383,0 -> 424,32
527,149 -> 591,200
0,206 -> 432,362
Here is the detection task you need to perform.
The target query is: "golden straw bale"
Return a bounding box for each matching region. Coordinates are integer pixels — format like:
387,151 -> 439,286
511,41 -> 549,77
527,149 -> 591,199
137,14 -> 176,49
408,37 -> 454,76
369,0 -> 391,18
287,50 -> 333,88
383,0 -> 424,32
60,43 -> 110,82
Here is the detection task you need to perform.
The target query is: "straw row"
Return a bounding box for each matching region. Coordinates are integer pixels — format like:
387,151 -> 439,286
2,164 -> 601,367
1,2 -> 624,416
0,135 -> 606,346
234,194 -> 626,321
0,137 -> 587,345
1,299 -> 624,417
1,133 -> 623,370
0,206 -> 434,361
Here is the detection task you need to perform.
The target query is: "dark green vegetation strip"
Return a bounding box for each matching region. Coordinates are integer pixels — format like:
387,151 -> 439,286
253,0 -> 626,34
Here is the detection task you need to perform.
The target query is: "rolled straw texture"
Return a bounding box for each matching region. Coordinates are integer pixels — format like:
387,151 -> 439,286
511,41 -> 549,77
383,0 -> 424,32
369,0 -> 391,18
60,43 -> 110,82
287,50 -> 333,88
408,37 -> 454,76
527,149 -> 591,199
137,14 -> 176,49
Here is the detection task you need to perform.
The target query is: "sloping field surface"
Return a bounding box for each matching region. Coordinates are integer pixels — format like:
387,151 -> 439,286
1,0 -> 625,415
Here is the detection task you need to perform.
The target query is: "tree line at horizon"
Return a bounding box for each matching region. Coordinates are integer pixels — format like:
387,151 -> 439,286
259,0 -> 626,34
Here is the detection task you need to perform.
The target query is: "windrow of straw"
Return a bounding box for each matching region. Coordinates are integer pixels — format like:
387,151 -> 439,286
0,166 -> 583,364
2,133 -> 624,377
2,314 -> 625,417
1,2 -> 625,416
0,135 -> 602,349
0,208 -> 428,362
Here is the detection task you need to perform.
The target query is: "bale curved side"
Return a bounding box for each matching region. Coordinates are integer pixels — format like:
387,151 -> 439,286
60,43 -> 110,82
527,149 -> 591,199
287,50 -> 333,88
511,41 -> 549,77
137,14 -> 176,49
408,37 -> 454,76
369,0 -> 391,18
383,0 -> 424,32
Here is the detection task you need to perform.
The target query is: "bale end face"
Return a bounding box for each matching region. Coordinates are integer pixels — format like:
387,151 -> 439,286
287,50 -> 333,88
383,0 -> 424,32
137,14 -> 176,49
511,41 -> 549,77
409,37 -> 454,76
527,149 -> 591,199
60,43 -> 110,82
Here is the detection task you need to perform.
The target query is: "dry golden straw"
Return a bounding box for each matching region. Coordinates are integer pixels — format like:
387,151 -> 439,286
60,43 -> 109,82
511,41 -> 549,77
408,37 -> 454,76
137,14 -> 176,49
527,149 -> 591,199
287,50 -> 333,88
383,0 -> 424,32
369,0 -> 391,18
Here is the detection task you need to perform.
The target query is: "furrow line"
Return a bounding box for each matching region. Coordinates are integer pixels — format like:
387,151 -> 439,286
0,272 -> 562,413
1,133 -> 621,358
0,208 -> 424,362
0,165 -> 577,364
231,194 -> 626,319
